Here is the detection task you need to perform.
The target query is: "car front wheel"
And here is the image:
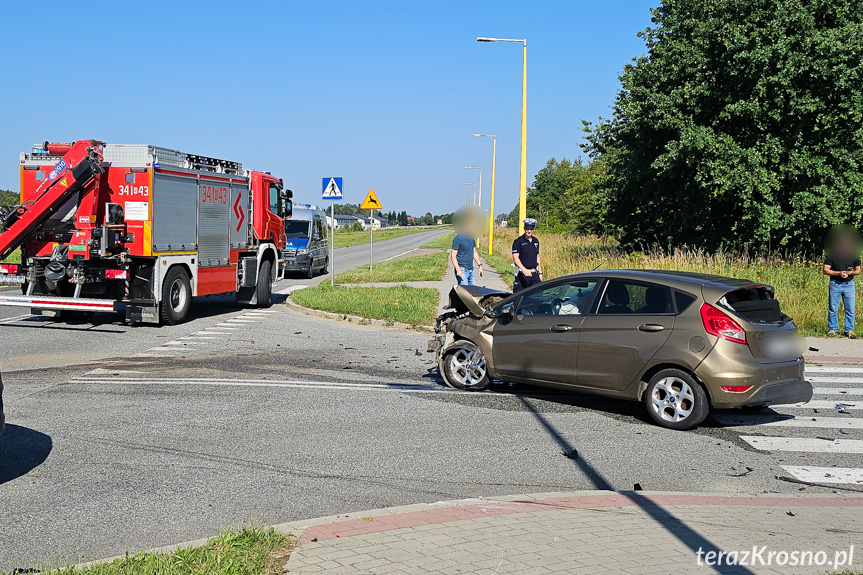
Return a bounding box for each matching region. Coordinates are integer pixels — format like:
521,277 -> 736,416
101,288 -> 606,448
442,343 -> 490,391
644,369 -> 709,430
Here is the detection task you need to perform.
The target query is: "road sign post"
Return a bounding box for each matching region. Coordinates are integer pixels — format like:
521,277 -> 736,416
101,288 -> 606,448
361,189 -> 382,273
322,177 -> 344,286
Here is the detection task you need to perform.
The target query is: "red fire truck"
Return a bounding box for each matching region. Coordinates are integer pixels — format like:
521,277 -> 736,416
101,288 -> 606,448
0,139 -> 292,324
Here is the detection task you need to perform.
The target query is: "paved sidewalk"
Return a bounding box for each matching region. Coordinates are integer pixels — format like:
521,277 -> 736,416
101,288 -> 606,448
805,336 -> 863,364
279,490 -> 863,574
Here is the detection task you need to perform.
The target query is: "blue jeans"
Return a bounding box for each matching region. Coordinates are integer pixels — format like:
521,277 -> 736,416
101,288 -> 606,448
457,267 -> 475,286
828,280 -> 856,333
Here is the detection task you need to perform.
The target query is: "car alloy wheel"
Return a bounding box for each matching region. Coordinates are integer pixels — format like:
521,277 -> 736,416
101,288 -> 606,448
443,344 -> 490,391
651,376 -> 694,422
644,368 -> 709,430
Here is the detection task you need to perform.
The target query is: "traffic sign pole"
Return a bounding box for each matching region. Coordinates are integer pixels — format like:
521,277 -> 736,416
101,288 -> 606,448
322,177 -> 344,286
330,199 -> 335,286
369,209 -> 374,272
360,189 -> 381,273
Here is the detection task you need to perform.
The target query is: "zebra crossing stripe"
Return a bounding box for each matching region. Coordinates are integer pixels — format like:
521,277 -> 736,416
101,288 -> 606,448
809,377 -> 863,384
712,414 -> 863,429
812,387 -> 863,396
741,436 -> 863,453
781,466 -> 863,485
779,400 -> 862,410
805,367 -> 863,374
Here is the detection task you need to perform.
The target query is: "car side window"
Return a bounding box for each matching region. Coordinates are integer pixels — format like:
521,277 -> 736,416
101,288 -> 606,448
597,280 -> 673,315
516,280 -> 599,316
674,291 -> 697,314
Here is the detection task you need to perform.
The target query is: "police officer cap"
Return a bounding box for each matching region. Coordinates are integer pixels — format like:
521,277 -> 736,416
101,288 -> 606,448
523,218 -> 537,227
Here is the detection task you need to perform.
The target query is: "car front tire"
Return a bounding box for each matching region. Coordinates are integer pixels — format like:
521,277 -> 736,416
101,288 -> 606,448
644,368 -> 709,430
442,343 -> 490,391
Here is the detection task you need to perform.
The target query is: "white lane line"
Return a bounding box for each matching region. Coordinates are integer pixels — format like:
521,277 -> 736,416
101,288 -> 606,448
163,341 -> 209,346
179,336 -> 219,340
809,377 -> 863,384
67,376 -> 516,396
277,285 -> 309,295
813,388 -> 863,396
806,367 -> 863,374
713,414 -> 863,429
226,319 -> 259,323
741,436 -> 863,453
85,368 -> 144,375
382,248 -> 416,262
214,325 -> 241,329
779,400 -> 862,410
252,310 -> 278,313
781,466 -> 863,485
0,314 -> 34,324
195,331 -> 231,335
144,347 -> 185,353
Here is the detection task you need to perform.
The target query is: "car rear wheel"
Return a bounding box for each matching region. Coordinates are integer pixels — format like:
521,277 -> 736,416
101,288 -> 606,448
644,369 -> 709,430
442,343 -> 489,391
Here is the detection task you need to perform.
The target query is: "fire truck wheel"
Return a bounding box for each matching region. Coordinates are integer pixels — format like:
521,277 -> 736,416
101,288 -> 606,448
160,267 -> 191,325
256,260 -> 273,308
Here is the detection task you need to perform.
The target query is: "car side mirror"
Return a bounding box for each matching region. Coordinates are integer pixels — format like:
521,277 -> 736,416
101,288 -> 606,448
487,302 -> 514,318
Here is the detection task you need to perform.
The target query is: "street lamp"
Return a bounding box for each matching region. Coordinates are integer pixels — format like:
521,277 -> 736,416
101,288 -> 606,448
471,133 -> 496,254
462,182 -> 476,206
465,166 -> 482,210
477,36 -> 527,235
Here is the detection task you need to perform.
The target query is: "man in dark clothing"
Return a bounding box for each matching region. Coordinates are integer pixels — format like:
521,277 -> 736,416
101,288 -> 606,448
824,231 -> 861,338
511,218 -> 542,293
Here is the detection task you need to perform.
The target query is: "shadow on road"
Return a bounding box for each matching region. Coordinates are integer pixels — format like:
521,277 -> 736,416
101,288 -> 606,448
0,424 -> 53,485
517,396 -> 758,575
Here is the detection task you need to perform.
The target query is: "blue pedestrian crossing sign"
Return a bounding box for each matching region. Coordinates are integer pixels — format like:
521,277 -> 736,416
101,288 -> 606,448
322,177 -> 343,200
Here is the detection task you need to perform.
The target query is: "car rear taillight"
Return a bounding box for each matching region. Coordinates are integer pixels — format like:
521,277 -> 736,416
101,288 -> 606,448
0,264 -> 18,274
720,385 -> 753,392
700,303 -> 746,344
105,269 -> 127,280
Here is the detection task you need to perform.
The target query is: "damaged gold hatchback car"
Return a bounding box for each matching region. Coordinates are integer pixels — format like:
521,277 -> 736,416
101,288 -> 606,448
429,270 -> 813,430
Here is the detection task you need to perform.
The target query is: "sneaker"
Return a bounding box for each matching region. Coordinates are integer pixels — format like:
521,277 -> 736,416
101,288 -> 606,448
827,330 -> 837,338
849,331 -> 858,340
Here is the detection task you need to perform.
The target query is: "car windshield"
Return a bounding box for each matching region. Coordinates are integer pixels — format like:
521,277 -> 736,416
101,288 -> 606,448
285,220 -> 311,238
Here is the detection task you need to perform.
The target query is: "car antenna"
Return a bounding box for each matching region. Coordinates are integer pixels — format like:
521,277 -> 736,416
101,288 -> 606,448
592,260 -> 606,271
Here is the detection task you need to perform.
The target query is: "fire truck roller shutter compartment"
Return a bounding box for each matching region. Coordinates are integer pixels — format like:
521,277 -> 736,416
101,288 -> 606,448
198,179 -> 230,267
230,182 -> 249,249
152,174 -> 197,252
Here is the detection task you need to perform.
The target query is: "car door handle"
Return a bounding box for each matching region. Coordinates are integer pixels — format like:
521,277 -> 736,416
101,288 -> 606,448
638,324 -> 665,332
551,324 -> 573,332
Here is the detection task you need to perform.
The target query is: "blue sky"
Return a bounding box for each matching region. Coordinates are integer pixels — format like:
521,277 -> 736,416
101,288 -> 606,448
0,1 -> 656,217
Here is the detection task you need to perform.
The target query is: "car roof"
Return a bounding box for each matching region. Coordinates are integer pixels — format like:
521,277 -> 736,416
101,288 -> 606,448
290,208 -> 325,220
563,269 -> 765,291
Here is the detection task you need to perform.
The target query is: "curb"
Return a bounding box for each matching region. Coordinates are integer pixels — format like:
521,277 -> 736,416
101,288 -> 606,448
282,292 -> 434,332
66,490 -> 863,572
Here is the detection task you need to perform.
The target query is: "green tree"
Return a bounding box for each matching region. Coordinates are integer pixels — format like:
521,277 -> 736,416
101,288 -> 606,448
0,190 -> 17,206
584,0 -> 863,253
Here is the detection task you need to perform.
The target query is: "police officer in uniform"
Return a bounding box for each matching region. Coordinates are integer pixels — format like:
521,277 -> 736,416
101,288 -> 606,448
511,218 -> 542,293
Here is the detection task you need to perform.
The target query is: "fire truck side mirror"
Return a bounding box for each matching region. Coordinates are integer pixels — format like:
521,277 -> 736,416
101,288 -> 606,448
284,189 -> 293,218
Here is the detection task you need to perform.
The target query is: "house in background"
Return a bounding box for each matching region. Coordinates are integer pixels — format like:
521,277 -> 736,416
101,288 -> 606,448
327,214 -> 362,229
357,215 -> 388,230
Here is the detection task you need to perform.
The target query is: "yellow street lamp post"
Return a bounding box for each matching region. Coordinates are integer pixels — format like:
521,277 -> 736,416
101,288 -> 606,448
471,133 -> 496,254
477,37 -> 527,235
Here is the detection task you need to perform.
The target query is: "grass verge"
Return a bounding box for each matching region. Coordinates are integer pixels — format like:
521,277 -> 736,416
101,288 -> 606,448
34,526 -> 294,575
334,251 -> 448,283
421,232 -> 456,250
491,229 -> 841,336
292,284 -> 439,326
333,228 -> 427,248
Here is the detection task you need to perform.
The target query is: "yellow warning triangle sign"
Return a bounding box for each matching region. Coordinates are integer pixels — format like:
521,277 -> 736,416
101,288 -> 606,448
59,177 -> 67,187
360,188 -> 382,210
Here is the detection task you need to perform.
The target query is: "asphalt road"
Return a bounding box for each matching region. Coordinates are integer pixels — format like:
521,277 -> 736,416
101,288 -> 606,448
0,230 -> 444,372
1,229 -> 861,571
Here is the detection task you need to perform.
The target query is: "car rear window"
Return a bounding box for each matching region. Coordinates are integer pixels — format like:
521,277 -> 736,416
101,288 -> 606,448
720,286 -> 783,323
